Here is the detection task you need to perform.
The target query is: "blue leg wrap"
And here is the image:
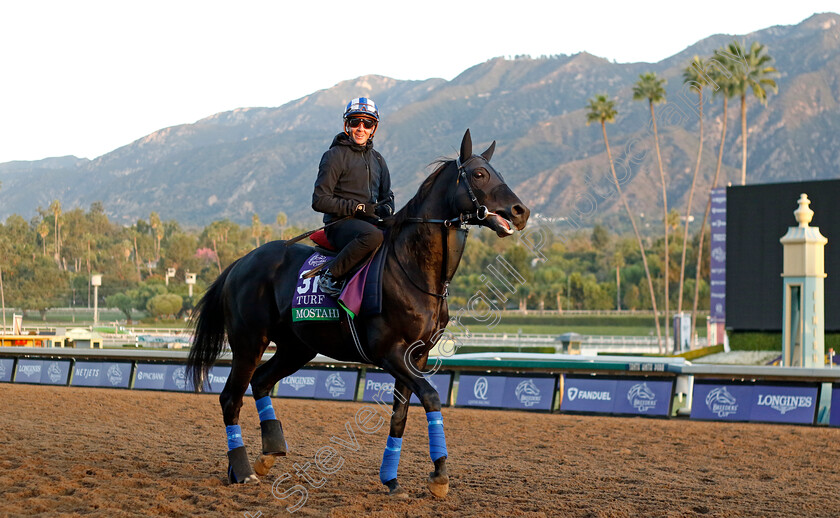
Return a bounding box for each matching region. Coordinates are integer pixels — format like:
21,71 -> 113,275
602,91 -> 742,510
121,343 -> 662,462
426,411 -> 448,462
226,424 -> 244,451
379,436 -> 403,484
255,396 -> 277,422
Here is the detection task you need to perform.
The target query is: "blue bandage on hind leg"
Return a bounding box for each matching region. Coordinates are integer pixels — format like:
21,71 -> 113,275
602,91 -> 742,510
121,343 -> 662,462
255,396 -> 277,422
379,435 -> 403,484
226,425 -> 244,451
426,411 -> 448,461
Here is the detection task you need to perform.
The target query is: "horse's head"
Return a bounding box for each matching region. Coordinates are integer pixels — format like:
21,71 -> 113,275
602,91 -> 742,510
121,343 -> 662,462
450,129 -> 530,237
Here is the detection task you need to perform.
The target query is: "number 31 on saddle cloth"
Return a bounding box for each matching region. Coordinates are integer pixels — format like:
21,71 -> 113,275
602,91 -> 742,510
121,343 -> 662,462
291,239 -> 387,322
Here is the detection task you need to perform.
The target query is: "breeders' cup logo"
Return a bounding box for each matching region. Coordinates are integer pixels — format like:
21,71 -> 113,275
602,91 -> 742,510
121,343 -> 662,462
325,373 -> 346,397
756,393 -> 813,415
172,366 -> 187,390
47,362 -> 63,383
107,364 -> 124,386
283,375 -> 315,391
515,379 -> 542,407
473,377 -> 489,400
712,247 -> 725,262
627,382 -> 657,412
310,254 -> 329,269
705,387 -> 738,417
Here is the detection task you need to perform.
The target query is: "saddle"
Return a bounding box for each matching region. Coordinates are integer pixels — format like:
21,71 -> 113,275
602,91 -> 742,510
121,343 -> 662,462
291,230 -> 387,322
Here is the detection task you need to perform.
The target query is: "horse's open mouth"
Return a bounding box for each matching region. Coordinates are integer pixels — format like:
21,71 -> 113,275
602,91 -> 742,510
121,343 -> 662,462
487,212 -> 515,237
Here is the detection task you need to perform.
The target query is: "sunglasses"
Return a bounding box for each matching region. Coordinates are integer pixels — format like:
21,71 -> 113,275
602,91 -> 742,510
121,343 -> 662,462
347,117 -> 376,129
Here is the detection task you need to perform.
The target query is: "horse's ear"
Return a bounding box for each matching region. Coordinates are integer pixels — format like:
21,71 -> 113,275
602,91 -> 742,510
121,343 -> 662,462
460,129 -> 472,160
481,141 -> 496,162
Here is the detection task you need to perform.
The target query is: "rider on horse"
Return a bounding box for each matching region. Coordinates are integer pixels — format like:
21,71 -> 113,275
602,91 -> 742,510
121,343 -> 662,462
312,97 -> 395,296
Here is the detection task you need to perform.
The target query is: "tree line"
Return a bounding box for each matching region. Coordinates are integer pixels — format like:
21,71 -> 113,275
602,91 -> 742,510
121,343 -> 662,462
586,39 -> 778,350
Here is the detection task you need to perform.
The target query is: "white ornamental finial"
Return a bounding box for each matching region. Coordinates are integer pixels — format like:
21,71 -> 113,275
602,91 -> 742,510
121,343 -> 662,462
794,193 -> 814,228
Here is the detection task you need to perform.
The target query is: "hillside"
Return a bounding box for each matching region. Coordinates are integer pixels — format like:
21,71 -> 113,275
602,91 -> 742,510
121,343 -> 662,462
1,13 -> 838,227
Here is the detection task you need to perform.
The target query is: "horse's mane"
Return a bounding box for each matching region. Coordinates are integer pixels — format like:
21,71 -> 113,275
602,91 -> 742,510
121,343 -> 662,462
384,158 -> 452,234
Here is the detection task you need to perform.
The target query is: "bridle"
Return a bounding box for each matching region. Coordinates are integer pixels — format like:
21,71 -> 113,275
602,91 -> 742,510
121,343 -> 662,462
395,155 -> 504,299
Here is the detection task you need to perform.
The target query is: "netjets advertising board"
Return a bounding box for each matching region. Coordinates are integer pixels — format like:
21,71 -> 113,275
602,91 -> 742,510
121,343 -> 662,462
692,381 -> 818,424
456,374 -> 556,411
361,371 -> 452,406
275,369 -> 358,401
70,361 -> 132,389
14,359 -> 71,385
560,376 -> 673,416
0,358 -> 14,382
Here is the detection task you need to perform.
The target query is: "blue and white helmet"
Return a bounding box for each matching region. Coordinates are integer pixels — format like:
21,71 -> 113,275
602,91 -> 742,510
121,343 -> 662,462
344,97 -> 379,122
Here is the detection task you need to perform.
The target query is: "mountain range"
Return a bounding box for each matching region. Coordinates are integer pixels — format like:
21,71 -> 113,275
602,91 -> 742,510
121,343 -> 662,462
1,13 -> 839,228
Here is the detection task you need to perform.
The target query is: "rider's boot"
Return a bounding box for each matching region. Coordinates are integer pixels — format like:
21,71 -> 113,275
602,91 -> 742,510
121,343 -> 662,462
318,269 -> 345,297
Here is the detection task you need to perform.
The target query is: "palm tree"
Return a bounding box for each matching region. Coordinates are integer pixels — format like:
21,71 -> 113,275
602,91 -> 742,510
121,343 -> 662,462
49,199 -> 62,262
251,214 -> 262,247
633,72 -> 670,350
586,94 -> 663,351
37,221 -> 49,256
677,57 -> 709,314
149,212 -> 162,260
690,51 -> 738,347
724,41 -> 778,185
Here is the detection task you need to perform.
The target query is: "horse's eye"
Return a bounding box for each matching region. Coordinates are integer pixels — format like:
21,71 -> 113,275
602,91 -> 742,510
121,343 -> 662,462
473,170 -> 485,179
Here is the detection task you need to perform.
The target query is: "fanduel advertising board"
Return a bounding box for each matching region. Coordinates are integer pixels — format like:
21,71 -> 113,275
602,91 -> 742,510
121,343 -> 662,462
71,361 -> 132,389
200,366 -> 253,395
692,382 -> 818,425
14,359 -> 71,385
561,376 -> 673,416
361,372 -> 452,406
456,374 -> 555,411
275,369 -> 358,401
0,358 -> 14,382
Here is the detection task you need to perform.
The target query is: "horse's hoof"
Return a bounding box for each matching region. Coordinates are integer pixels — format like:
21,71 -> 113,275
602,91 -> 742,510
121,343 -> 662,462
253,454 -> 277,476
386,481 -> 409,499
427,473 -> 449,499
228,465 -> 260,485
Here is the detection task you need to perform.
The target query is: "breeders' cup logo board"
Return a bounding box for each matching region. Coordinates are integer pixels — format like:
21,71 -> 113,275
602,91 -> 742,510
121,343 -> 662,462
314,370 -> 358,401
47,362 -> 63,384
514,379 -> 542,407
166,365 -> 188,391
614,379 -> 672,416
691,383 -> 752,421
501,377 -> 555,410
107,364 -> 129,387
0,358 -> 12,382
706,387 -> 739,418
456,375 -> 505,408
749,384 -> 818,424
561,377 -> 617,413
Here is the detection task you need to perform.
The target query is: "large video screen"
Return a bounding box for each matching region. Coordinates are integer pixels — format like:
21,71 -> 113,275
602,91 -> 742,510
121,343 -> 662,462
726,180 -> 840,331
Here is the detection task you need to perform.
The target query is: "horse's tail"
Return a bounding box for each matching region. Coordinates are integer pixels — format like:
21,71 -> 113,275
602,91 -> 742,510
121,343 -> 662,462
186,260 -> 238,392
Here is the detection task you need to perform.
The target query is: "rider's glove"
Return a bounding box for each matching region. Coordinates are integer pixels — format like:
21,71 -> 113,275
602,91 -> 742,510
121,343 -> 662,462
374,204 -> 393,219
355,203 -> 376,218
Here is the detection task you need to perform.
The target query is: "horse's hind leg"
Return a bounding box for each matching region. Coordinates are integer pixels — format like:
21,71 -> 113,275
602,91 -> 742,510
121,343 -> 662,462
250,336 -> 317,476
220,339 -> 264,484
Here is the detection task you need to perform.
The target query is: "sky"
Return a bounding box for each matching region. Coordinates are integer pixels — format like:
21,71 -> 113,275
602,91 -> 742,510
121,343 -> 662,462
0,1 -> 837,164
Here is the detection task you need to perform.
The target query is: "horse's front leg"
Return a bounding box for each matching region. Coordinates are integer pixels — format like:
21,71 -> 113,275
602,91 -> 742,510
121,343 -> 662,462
380,381 -> 411,498
383,357 -> 449,499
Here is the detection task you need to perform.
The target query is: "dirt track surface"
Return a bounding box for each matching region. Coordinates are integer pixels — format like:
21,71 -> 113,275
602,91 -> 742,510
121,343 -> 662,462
1,383 -> 839,518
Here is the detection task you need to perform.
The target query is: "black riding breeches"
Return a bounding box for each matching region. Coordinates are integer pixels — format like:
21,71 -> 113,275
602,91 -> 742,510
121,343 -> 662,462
325,218 -> 384,278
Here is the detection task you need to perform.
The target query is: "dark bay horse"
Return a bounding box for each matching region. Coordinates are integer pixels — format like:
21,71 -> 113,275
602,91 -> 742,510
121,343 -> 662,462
187,129 -> 529,498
